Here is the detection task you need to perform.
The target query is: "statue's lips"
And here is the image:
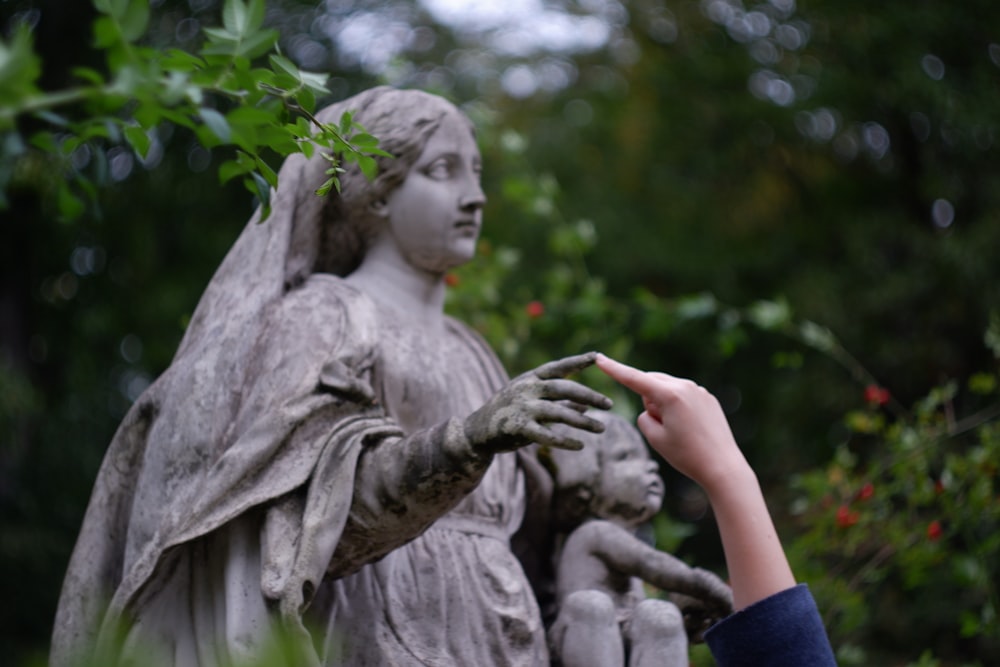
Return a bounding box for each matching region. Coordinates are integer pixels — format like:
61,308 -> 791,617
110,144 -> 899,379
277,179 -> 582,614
453,220 -> 479,232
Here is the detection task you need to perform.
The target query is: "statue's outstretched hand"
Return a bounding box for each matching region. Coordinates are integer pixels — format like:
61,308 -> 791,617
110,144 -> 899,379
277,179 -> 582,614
464,352 -> 613,455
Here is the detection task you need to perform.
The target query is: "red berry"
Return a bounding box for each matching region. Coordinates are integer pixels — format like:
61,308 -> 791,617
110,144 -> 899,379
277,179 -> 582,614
525,300 -> 545,318
863,385 -> 891,406
857,483 -> 874,501
927,520 -> 943,541
444,273 -> 460,287
836,505 -> 859,528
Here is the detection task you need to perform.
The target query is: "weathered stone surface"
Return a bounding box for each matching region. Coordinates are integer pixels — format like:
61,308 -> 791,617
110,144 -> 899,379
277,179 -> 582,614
52,87 -> 613,667
546,412 -> 733,667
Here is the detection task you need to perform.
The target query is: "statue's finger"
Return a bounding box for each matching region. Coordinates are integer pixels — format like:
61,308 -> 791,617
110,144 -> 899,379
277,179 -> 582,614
534,401 -> 607,433
532,351 -> 598,380
538,378 -> 612,410
521,422 -> 585,451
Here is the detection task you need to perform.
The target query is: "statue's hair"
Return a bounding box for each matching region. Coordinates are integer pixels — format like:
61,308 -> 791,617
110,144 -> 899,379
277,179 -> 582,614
311,86 -> 474,277
544,412 -> 648,529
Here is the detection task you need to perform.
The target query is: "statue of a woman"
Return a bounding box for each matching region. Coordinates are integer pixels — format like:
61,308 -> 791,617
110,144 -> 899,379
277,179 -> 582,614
51,87 -> 611,666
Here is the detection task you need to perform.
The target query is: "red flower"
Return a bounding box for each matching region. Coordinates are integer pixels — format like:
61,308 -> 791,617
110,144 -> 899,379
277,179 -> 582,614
864,384 -> 891,406
444,273 -> 460,287
857,482 -> 875,502
525,300 -> 545,318
934,479 -> 945,495
836,505 -> 859,528
927,520 -> 943,542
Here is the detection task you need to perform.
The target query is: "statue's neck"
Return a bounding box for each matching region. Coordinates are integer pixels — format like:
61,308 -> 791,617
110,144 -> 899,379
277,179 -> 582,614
345,252 -> 448,326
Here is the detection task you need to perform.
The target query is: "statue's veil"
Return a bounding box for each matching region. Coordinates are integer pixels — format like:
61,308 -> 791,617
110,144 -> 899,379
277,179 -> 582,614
174,86 -> 456,369
50,87 -> 463,665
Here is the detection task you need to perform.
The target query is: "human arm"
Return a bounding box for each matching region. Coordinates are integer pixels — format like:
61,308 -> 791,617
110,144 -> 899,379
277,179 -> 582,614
593,354 -> 795,611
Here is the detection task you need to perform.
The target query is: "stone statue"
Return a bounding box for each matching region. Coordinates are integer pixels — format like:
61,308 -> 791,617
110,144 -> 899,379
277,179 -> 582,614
544,412 -> 733,667
50,87 -> 613,667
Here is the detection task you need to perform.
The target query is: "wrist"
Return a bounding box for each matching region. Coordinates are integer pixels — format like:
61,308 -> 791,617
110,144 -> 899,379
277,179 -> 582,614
700,460 -> 759,506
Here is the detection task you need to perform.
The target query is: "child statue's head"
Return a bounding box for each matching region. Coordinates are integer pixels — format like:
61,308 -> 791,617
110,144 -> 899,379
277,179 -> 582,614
546,411 -> 665,530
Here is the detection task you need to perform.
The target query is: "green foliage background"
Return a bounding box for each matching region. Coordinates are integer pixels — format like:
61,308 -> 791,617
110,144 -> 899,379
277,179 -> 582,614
2,1 -> 999,665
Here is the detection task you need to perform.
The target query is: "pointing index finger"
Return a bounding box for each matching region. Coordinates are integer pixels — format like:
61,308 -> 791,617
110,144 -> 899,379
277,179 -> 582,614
595,353 -> 660,394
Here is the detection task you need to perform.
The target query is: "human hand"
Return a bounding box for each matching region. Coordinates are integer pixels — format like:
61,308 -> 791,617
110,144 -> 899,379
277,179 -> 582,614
464,352 -> 613,455
594,354 -> 751,494
672,590 -> 732,643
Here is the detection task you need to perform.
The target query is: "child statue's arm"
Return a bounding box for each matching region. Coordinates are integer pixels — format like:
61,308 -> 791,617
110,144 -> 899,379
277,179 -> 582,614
577,520 -> 732,612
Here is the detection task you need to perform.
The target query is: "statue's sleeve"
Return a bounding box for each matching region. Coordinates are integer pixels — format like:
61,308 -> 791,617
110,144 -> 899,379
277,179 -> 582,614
250,278 -> 493,596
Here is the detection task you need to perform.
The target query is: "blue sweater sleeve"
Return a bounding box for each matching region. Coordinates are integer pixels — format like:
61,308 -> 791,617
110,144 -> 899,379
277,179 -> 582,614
703,584 -> 837,667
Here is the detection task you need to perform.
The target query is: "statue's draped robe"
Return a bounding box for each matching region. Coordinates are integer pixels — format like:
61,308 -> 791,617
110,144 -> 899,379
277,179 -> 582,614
53,272 -> 546,665
51,92 -> 549,665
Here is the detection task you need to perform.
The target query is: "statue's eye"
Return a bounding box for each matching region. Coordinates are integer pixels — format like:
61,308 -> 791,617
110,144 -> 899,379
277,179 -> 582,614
425,159 -> 451,179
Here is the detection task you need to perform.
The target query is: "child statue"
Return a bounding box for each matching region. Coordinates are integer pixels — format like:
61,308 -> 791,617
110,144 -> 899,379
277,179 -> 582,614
545,412 -> 734,667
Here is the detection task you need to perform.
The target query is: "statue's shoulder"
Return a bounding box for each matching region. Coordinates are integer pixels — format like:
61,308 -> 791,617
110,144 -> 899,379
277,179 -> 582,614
265,274 -> 379,352
272,274 -> 374,323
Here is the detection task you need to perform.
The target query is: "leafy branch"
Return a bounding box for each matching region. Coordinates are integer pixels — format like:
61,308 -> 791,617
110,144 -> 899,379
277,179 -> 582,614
0,0 -> 390,220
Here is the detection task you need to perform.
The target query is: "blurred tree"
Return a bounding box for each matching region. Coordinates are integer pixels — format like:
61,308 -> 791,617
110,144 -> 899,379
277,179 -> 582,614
3,0 -> 999,664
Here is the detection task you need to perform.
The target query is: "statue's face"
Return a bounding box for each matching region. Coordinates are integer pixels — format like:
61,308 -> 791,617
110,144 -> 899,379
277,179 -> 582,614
593,430 -> 664,525
379,109 -> 485,273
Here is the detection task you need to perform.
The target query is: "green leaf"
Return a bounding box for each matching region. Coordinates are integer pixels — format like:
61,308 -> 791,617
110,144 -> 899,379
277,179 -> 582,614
119,0 -> 150,42
315,176 -> 338,196
158,108 -> 196,130
133,102 -> 161,129
93,16 -> 119,49
28,131 -> 57,153
246,0 -> 266,33
748,299 -> 792,331
199,107 -> 231,143
254,155 -> 277,188
34,110 -> 70,127
161,49 -> 206,72
71,66 -> 104,85
269,54 -> 299,79
298,69 -> 328,94
0,26 -> 42,109
226,106 -> 278,127
109,0 -> 131,20
219,158 -> 253,184
339,111 -> 353,135
245,170 -> 271,217
674,292 -> 717,320
351,133 -> 379,149
799,320 -> 836,353
124,126 -> 151,158
358,155 -> 377,181
158,69 -> 191,106
203,27 -> 238,44
222,0 -> 248,36
296,88 -> 316,115
57,183 -> 85,221
238,29 -> 278,60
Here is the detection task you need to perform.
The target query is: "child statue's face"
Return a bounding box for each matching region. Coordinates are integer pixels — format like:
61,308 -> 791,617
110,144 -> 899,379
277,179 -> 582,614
593,428 -> 665,526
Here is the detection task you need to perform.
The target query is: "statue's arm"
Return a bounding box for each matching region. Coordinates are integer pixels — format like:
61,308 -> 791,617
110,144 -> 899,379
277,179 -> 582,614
251,281 -> 494,576
582,520 -> 733,609
328,417 -> 492,576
